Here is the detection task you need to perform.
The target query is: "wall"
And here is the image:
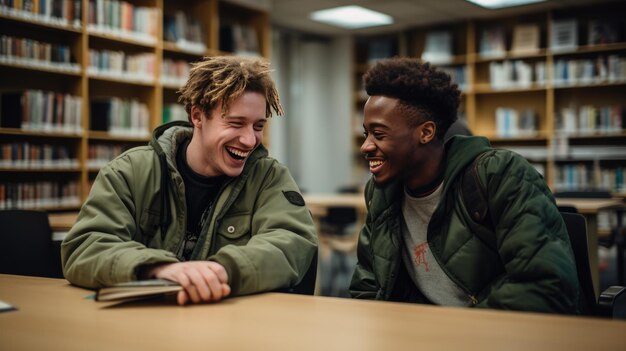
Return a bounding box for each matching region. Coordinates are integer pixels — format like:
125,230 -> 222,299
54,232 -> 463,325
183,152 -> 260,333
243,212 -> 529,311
270,29 -> 353,193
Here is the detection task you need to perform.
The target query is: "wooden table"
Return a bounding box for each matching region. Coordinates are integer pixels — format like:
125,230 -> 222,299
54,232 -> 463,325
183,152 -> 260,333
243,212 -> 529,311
1,274 -> 625,351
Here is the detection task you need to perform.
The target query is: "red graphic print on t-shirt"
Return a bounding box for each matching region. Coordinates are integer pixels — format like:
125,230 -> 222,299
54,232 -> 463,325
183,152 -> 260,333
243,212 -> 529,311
414,242 -> 430,272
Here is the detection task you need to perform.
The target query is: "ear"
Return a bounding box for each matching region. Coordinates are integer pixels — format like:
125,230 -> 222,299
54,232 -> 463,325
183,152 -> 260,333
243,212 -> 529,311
416,121 -> 437,144
190,106 -> 204,128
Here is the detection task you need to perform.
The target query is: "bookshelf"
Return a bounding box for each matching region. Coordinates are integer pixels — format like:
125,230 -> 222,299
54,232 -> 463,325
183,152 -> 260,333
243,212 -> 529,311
350,1 -> 625,194
0,0 -> 271,211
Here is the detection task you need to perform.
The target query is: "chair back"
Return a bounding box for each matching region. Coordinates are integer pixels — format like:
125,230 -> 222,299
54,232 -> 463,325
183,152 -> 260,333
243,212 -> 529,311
560,212 -> 598,314
0,210 -> 63,278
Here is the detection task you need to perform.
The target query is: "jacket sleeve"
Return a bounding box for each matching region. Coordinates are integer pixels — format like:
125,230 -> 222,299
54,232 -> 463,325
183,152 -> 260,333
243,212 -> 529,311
475,151 -> 580,314
61,155 -> 178,289
209,162 -> 318,296
349,182 -> 379,299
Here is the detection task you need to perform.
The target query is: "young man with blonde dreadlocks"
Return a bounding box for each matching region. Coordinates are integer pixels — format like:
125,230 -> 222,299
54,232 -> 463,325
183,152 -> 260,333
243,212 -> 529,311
62,56 -> 318,305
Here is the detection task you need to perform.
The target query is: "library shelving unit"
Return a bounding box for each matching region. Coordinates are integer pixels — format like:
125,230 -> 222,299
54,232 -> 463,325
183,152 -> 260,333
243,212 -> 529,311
0,0 -> 270,212
352,1 -> 625,195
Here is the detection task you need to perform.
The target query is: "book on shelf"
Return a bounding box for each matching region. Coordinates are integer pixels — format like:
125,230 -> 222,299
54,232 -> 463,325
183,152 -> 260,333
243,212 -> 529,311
479,26 -> 506,58
550,19 -> 578,52
90,97 -> 149,137
163,11 -> 206,50
0,90 -> 82,133
511,24 -> 540,55
421,30 -> 453,64
495,107 -> 538,137
220,23 -> 259,56
95,279 -> 182,302
587,20 -> 621,46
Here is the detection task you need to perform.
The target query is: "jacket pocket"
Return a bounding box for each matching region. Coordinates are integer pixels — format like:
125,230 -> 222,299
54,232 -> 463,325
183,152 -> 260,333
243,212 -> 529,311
215,213 -> 252,246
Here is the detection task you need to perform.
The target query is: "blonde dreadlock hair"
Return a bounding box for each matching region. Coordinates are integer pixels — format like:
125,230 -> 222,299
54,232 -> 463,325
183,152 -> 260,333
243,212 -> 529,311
178,56 -> 284,122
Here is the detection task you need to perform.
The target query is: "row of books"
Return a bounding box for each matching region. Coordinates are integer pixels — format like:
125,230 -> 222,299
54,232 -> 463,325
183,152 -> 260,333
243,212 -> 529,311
439,66 -> 467,91
161,59 -> 190,88
489,60 -> 546,89
87,143 -> 127,169
556,105 -> 624,136
87,49 -> 155,83
219,23 -> 260,56
162,103 -> 186,124
89,97 -> 149,137
0,180 -> 80,210
0,90 -> 83,133
0,142 -> 77,168
0,0 -> 81,28
87,0 -> 158,44
495,108 -> 538,138
553,55 -> 626,86
163,11 -> 205,49
478,19 -> 624,57
0,35 -> 79,72
553,164 -> 625,193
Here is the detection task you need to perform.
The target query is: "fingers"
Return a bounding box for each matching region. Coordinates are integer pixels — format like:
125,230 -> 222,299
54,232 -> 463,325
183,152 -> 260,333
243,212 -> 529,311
177,290 -> 188,306
154,261 -> 231,305
207,261 -> 229,283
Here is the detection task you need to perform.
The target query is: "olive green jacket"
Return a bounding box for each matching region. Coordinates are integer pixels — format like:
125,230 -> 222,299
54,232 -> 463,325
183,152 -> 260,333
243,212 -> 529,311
62,122 -> 318,295
350,136 -> 581,314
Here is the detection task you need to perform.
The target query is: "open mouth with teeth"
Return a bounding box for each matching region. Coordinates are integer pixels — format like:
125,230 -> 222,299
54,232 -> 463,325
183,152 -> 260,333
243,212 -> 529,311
226,146 -> 250,161
369,159 -> 386,173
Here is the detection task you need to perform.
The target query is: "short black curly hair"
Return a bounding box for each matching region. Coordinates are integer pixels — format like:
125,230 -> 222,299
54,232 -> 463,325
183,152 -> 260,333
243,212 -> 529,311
363,57 -> 460,140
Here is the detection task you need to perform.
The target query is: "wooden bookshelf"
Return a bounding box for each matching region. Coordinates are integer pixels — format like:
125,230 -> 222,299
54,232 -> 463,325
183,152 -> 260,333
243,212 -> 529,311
0,0 -> 271,211
352,1 -> 626,195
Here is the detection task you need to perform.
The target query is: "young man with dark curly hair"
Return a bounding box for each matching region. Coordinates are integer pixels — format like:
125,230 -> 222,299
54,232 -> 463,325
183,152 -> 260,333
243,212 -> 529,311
350,57 -> 581,314
62,56 -> 318,305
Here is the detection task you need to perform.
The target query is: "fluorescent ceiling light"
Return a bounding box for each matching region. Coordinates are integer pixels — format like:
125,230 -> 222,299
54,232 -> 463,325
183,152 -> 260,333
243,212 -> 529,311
310,5 -> 393,29
465,0 -> 546,9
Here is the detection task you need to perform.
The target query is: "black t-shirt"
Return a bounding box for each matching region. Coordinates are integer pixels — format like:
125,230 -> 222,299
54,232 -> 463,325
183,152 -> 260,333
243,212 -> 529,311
175,139 -> 226,260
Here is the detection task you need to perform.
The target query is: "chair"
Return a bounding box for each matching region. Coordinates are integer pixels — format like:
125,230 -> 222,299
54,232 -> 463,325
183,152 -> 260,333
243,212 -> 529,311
319,185 -> 359,236
0,210 -> 63,278
561,212 -> 626,319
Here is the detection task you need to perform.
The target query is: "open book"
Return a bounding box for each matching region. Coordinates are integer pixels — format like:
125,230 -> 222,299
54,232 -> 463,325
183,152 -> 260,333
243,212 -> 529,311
95,279 -> 182,302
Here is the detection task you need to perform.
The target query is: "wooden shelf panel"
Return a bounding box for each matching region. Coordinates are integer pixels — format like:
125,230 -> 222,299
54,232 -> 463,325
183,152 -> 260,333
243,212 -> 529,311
472,49 -> 549,63
551,42 -> 626,57
88,131 -> 150,142
0,168 -> 81,172
0,128 -> 83,139
0,11 -> 82,33
87,29 -> 157,48
473,84 -> 548,94
0,60 -> 81,76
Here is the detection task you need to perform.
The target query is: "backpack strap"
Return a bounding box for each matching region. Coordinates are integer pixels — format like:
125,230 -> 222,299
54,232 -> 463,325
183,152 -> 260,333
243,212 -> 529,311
461,151 -> 497,252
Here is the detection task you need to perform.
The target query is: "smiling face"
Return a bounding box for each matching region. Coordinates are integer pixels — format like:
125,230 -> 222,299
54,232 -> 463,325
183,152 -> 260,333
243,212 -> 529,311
187,91 -> 267,177
361,95 -> 435,187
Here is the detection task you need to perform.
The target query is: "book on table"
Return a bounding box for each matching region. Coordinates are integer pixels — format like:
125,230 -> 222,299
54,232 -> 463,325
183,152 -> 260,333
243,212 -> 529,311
95,279 -> 182,302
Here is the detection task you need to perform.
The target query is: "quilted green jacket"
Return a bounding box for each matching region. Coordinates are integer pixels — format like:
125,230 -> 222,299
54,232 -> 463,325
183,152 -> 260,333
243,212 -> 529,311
62,121 -> 318,295
350,136 -> 581,313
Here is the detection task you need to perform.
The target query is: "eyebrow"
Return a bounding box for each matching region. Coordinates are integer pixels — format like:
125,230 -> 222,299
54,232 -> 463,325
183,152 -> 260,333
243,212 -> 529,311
363,122 -> 390,130
224,115 -> 267,123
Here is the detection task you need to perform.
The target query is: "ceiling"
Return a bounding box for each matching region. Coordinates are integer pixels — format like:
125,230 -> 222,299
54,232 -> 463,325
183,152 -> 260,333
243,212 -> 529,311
269,0 -> 615,36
